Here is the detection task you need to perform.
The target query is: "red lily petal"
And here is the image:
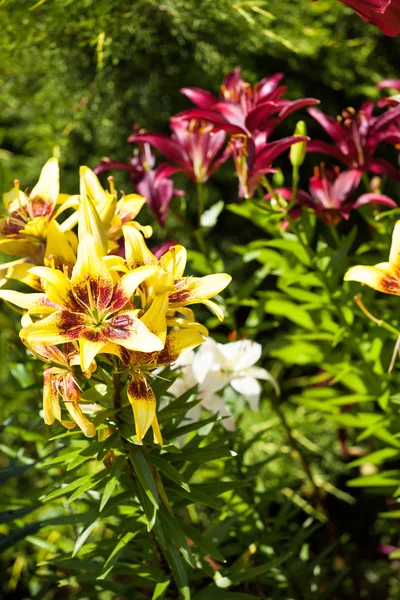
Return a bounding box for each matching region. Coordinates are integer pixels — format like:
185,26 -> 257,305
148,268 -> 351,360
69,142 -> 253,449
376,79 -> 400,90
129,133 -> 187,168
278,98 -> 320,120
306,140 -> 349,164
180,87 -> 218,108
331,170 -> 362,204
253,136 -> 308,172
352,193 -> 397,209
308,107 -> 346,143
368,157 -> 400,183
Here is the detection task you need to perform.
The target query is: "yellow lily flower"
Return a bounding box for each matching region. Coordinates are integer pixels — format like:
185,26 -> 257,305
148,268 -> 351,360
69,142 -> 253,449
123,226 -> 231,320
80,166 -> 152,241
0,158 -> 77,271
15,234 -> 163,372
344,220 -> 400,296
124,326 -> 205,444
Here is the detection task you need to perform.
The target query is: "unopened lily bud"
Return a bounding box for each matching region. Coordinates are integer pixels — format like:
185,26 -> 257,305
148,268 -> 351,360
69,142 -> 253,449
78,194 -> 108,257
290,121 -> 307,168
273,168 -> 284,187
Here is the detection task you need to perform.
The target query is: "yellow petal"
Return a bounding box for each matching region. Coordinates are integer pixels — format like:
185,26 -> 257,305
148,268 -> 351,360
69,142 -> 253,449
389,220 -> 400,266
201,298 -> 225,321
80,166 -> 108,204
128,221 -> 153,239
127,374 -> 156,442
109,265 -> 159,313
0,289 -> 48,309
104,311 -> 164,352
117,194 -> 146,221
169,273 -> 231,306
30,158 -> 59,210
71,234 -> 114,312
64,401 -> 96,437
151,415 -> 163,446
30,266 -> 73,308
3,261 -> 41,290
159,245 -> 187,278
123,225 -> 157,269
158,328 -> 204,365
0,238 -> 42,259
78,195 -> 108,257
140,293 -> 169,343
43,371 -> 57,425
45,220 -> 76,271
79,338 -> 106,373
166,316 -> 209,337
20,310 -> 90,344
344,264 -> 400,295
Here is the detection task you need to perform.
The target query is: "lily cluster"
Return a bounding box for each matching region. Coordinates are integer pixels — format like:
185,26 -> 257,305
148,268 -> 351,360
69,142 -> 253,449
0,160 -> 231,443
96,67 -> 318,217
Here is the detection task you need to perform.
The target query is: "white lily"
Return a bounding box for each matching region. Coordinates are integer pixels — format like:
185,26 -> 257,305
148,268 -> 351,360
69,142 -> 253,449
169,337 -> 279,431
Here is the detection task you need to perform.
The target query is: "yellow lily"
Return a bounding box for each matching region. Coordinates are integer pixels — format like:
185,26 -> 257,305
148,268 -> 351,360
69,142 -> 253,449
344,220 -> 400,296
0,158 -> 77,270
13,234 -> 163,372
80,166 -> 152,241
112,325 -> 205,444
123,226 -> 231,320
30,340 -> 97,437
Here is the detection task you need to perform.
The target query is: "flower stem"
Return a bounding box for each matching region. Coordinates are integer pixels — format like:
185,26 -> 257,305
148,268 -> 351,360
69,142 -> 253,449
354,294 -> 400,338
196,182 -> 206,226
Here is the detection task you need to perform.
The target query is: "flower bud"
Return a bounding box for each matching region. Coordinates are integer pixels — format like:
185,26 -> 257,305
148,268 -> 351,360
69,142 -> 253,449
290,121 -> 307,168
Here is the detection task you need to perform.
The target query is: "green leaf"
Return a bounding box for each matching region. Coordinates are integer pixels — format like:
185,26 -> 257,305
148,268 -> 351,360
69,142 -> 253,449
167,485 -> 222,509
98,529 -> 140,579
200,200 -> 224,228
152,580 -> 171,600
347,471 -> 400,487
0,504 -> 40,524
163,542 -> 190,600
159,511 -> 195,567
180,521 -> 225,562
129,447 -> 159,509
72,518 -> 100,557
146,455 -> 190,492
348,448 -> 400,468
100,456 -> 125,512
264,298 -> 315,330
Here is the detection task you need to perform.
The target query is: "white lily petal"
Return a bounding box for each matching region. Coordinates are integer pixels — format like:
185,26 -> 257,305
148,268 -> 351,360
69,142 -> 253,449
246,366 -> 280,396
230,376 -> 261,412
217,339 -> 262,372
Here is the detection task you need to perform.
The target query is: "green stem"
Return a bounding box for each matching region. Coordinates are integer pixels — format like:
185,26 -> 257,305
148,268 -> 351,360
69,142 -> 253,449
291,165 -> 299,204
362,172 -> 371,192
196,182 -> 206,226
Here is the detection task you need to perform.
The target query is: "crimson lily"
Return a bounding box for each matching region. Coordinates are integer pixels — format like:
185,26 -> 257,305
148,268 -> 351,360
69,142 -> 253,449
128,117 -> 230,184
307,103 -> 400,182
95,139 -> 184,227
230,134 -> 308,198
266,166 -> 397,225
321,0 -> 400,36
179,67 -> 319,139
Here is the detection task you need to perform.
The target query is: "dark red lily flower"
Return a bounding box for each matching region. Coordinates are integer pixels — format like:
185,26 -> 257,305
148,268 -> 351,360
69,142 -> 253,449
128,117 -> 230,184
231,134 -> 308,198
95,140 -> 184,227
265,166 -> 397,225
179,67 -> 319,139
307,103 -> 400,183
324,0 -> 400,36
